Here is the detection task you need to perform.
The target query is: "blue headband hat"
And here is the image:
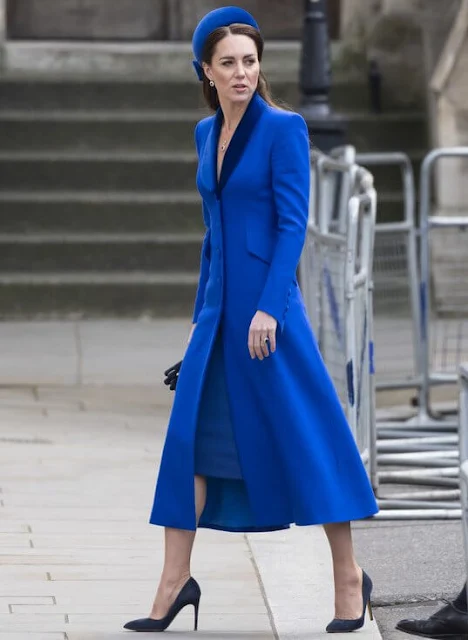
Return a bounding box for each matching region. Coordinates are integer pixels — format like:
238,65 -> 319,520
192,6 -> 260,81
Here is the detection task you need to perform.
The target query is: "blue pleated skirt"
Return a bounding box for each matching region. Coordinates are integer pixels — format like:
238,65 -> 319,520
194,329 -> 242,480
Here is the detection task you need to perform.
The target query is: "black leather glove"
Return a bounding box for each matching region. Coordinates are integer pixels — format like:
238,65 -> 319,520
164,360 -> 183,391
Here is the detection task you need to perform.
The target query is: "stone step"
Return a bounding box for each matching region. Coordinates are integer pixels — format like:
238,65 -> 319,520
0,272 -> 197,319
0,190 -> 409,234
0,233 -> 202,272
0,152 -> 196,191
0,191 -> 204,233
0,78 -> 372,113
0,40 -> 429,319
0,40 -> 352,85
0,148 -> 425,193
343,112 -> 427,153
0,111 -> 427,153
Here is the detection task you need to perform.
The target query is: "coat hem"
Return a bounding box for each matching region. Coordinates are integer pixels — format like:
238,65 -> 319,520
198,523 -> 290,533
149,505 -> 378,533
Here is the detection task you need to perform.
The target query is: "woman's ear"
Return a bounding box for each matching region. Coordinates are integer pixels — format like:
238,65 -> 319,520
202,63 -> 213,82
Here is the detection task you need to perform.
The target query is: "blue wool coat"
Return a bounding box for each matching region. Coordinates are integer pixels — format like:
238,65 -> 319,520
150,92 -> 378,532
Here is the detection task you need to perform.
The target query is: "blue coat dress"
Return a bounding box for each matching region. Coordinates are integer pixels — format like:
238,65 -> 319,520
150,92 -> 379,532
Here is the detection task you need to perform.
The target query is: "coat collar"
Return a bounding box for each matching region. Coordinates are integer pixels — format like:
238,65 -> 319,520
202,92 -> 267,197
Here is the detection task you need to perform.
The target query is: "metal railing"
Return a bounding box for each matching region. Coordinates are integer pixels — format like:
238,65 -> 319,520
357,149 -> 468,518
303,151 -> 377,482
419,149 -> 468,427
302,146 -> 468,519
356,153 -> 421,396
460,365 -> 468,576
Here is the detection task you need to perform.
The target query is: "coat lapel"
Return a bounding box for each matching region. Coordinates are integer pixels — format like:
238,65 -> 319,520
218,92 -> 266,194
217,92 -> 266,196
199,112 -> 222,196
199,92 -> 267,198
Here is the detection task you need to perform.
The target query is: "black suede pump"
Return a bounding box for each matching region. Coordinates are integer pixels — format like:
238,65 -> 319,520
124,577 -> 201,633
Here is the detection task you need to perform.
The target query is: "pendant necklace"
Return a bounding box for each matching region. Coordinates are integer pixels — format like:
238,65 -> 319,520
220,125 -> 233,153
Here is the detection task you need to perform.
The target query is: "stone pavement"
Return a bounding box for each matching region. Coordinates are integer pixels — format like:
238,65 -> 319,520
0,319 -> 464,639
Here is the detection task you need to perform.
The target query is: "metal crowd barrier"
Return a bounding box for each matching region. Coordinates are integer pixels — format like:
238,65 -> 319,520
303,146 -> 468,518
367,149 -> 468,517
356,153 -> 421,398
347,149 -> 468,518
460,365 -> 468,576
419,149 -> 468,428
302,146 -> 468,518
303,152 -> 377,483
348,182 -> 378,488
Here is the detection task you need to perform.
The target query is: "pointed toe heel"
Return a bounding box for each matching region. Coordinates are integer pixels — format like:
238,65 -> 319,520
326,571 -> 373,633
124,577 -> 201,632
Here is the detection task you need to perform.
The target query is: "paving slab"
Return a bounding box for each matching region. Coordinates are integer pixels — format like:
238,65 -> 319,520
0,381 -> 276,639
0,321 -> 78,385
1,634 -> 67,640
9,319 -> 466,639
248,526 -> 380,640
0,370 -> 385,640
78,318 -> 189,386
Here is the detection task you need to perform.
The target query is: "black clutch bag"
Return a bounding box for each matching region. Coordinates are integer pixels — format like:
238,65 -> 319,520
164,360 -> 183,391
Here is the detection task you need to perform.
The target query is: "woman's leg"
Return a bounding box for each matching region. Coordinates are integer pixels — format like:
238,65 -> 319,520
150,475 -> 207,619
323,522 -> 364,620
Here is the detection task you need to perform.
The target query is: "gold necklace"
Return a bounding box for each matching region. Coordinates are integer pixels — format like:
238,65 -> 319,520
220,126 -> 234,153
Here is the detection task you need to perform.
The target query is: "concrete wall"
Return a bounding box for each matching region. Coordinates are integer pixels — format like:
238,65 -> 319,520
422,0 -> 461,79
168,0 -> 304,40
0,0 -> 5,40
340,0 -> 426,108
5,0 -> 343,41
339,0 -> 467,111
6,0 -> 308,40
340,0 -> 382,41
7,0 -> 169,39
429,0 -> 468,207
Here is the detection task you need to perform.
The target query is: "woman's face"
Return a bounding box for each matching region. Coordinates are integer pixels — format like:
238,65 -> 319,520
203,33 -> 260,106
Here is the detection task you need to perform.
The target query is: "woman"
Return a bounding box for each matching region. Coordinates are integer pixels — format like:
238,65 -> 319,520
124,6 -> 378,634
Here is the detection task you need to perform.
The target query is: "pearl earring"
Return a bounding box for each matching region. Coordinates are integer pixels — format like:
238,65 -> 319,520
209,80 -> 215,87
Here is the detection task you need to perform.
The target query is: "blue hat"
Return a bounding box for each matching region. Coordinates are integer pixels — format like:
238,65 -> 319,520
192,6 -> 260,81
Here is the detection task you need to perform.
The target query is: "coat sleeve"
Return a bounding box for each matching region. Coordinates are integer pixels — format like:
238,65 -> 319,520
257,112 -> 311,331
192,122 -> 211,324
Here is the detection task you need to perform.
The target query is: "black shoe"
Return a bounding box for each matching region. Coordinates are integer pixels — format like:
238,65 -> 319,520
396,602 -> 468,639
326,570 -> 374,633
124,577 -> 201,632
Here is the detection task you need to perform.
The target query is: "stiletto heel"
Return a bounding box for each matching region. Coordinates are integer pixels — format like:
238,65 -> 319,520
124,577 -> 201,632
194,597 -> 200,631
326,570 -> 373,633
368,600 -> 374,622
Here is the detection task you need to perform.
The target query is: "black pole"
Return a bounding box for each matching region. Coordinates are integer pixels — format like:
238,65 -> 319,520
299,0 -> 347,152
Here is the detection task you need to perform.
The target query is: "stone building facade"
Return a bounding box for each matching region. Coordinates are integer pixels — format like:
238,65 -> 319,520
5,0 -> 341,41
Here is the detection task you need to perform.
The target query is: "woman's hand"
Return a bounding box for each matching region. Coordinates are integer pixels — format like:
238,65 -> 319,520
248,311 -> 277,360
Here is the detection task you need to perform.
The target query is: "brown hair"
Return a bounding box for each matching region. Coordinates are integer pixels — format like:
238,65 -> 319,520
200,24 -> 287,112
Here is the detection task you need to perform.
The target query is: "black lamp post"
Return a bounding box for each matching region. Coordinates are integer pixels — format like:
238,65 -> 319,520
299,0 -> 347,152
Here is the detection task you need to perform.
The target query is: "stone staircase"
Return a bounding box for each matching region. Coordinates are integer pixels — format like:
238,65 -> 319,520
0,64 -> 427,318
